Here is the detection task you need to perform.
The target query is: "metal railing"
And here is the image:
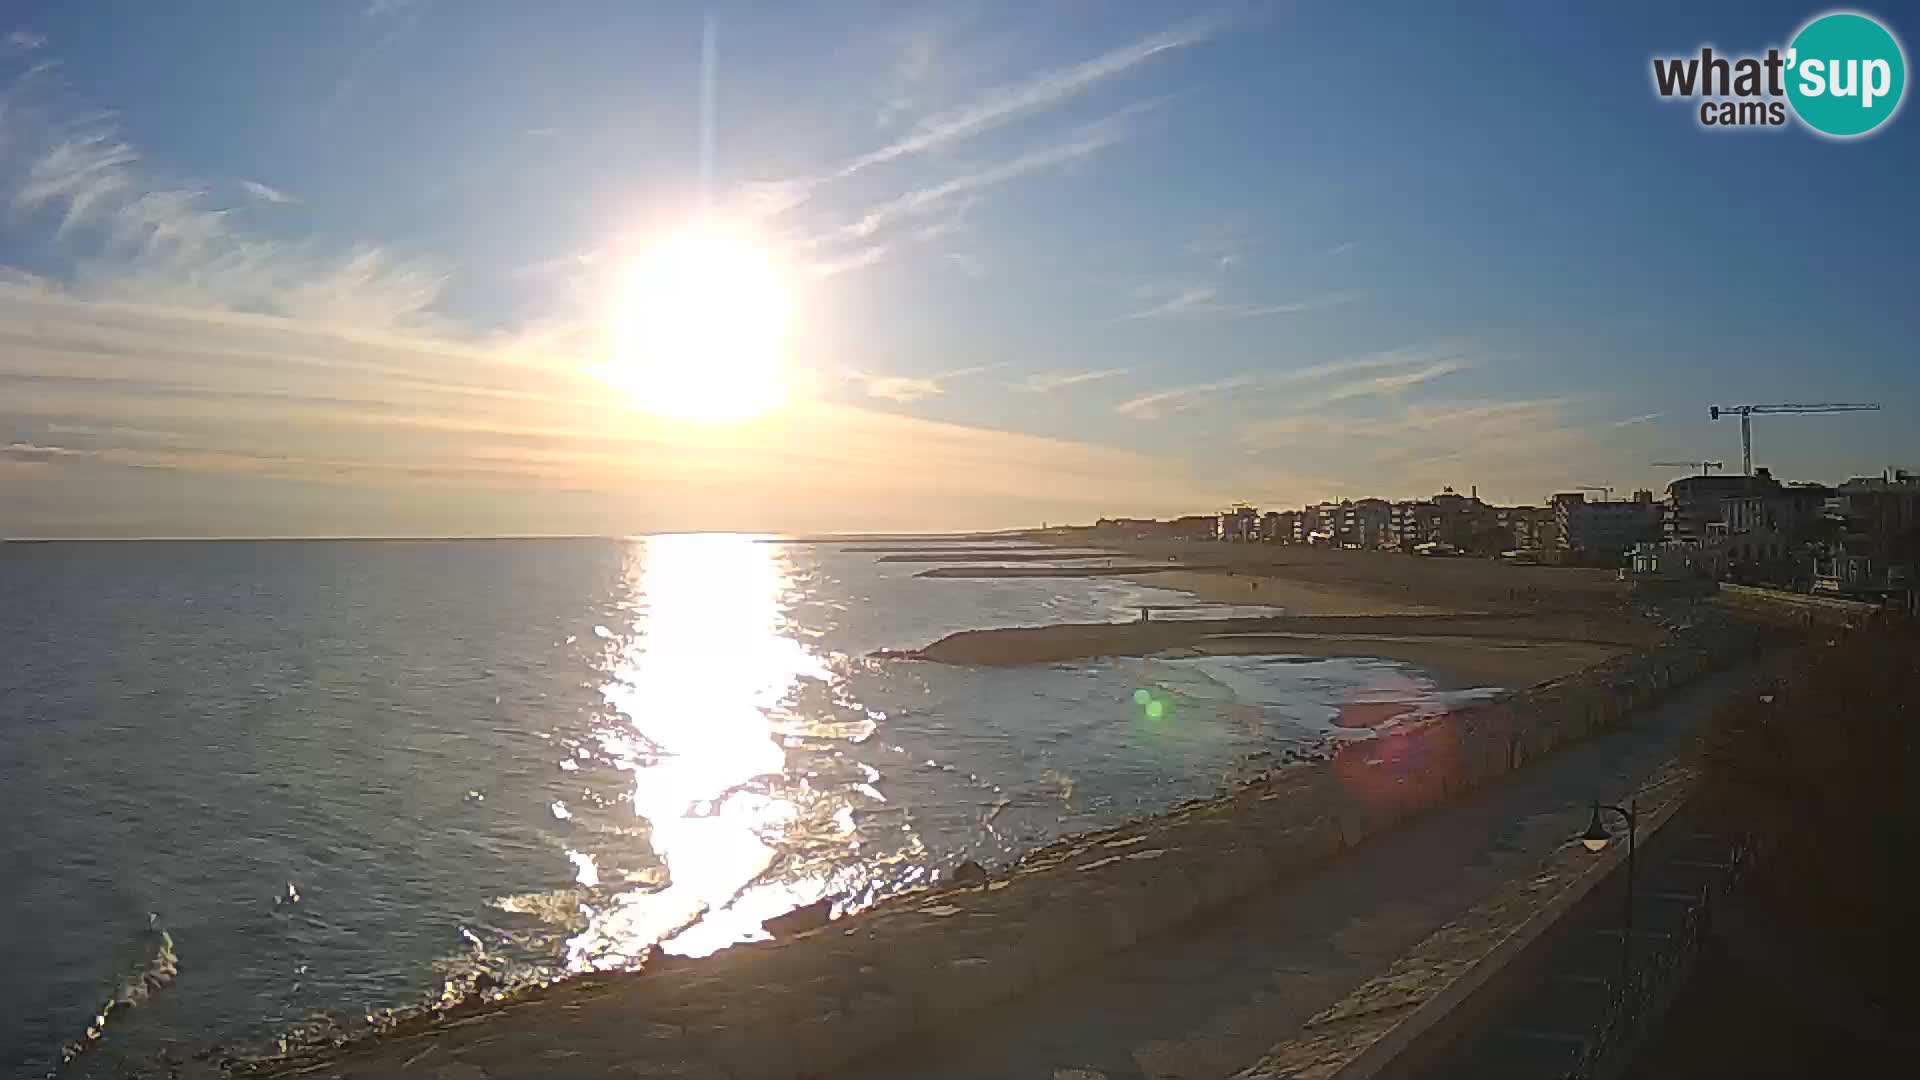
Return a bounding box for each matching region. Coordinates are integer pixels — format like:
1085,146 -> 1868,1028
1556,833 -> 1756,1079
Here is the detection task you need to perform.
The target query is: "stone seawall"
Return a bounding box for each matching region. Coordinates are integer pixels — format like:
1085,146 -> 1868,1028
1714,583 -> 1882,628
254,617 -> 1781,1080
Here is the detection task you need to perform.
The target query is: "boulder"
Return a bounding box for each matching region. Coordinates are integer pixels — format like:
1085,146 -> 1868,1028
950,860 -> 989,887
765,898 -> 834,939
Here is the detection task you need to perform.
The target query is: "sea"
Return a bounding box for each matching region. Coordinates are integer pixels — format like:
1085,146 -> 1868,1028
0,536 -> 1494,1078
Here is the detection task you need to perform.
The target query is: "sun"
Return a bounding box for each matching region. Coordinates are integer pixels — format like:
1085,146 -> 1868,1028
603,220 -> 789,422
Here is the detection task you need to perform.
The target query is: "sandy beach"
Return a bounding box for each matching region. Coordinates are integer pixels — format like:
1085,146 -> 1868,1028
1041,534 -> 1626,616
1132,564 -> 1627,685
905,610 -> 1657,690
911,538 -> 1655,690
1132,568 -> 1451,615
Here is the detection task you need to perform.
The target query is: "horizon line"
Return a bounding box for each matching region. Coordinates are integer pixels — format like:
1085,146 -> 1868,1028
0,530 -> 1032,543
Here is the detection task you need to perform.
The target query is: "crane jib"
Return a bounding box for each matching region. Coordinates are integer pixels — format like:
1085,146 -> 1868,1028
1707,403 -> 1882,475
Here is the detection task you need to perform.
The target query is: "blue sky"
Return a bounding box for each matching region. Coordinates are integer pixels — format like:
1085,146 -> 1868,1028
2,1 -> 1915,535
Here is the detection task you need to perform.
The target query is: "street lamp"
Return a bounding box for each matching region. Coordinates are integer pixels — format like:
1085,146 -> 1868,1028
1581,799 -> 1638,981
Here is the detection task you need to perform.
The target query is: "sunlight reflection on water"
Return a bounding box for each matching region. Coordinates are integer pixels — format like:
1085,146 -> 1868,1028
2,538 -> 1502,1077
565,534 -> 906,966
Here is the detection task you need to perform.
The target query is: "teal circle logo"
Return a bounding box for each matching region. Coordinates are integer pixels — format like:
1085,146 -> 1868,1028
1786,12 -> 1906,137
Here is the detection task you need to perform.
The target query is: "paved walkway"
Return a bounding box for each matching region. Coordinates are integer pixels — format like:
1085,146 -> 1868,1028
842,664 -> 1763,1080
1400,803 -> 1739,1080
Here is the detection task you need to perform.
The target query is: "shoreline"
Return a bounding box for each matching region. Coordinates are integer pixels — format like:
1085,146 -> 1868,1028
222,546 -> 1647,1076
244,613 -> 1777,1080
897,613 -> 1658,690
953,537 -> 1652,687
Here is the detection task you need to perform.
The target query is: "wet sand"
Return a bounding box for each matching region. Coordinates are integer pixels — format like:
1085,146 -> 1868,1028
843,544 -> 1056,554
1183,633 -> 1625,688
917,564 -> 1206,578
903,613 -> 1657,690
899,545 -> 1650,690
879,550 -> 1115,563
1134,569 -> 1449,615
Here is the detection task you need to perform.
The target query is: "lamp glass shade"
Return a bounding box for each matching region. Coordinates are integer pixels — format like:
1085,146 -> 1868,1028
1580,805 -> 1611,853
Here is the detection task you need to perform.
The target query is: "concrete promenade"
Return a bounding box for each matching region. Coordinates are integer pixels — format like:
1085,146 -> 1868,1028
840,663 -> 1763,1080
1388,801 -> 1739,1080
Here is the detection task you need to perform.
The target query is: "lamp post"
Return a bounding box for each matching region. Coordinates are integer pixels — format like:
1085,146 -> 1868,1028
1581,799 -> 1638,982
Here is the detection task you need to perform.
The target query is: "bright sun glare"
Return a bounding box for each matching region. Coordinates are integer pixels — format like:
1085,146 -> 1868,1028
604,220 -> 789,422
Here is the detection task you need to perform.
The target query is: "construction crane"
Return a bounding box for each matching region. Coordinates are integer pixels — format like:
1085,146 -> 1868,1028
1652,460 -> 1724,474
1709,403 -> 1881,476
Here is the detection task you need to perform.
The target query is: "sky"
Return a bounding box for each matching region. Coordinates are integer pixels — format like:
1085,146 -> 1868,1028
1,0 -> 1916,537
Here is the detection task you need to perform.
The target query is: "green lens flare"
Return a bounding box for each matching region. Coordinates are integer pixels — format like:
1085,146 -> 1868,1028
1132,688 -> 1152,705
1145,699 -> 1166,720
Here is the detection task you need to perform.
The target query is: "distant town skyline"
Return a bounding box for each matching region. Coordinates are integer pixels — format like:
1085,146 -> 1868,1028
2,2 -> 1916,537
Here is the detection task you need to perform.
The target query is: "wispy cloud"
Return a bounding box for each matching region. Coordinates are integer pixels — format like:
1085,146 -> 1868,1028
511,250 -> 599,282
1229,395 -> 1596,506
1127,221 -> 1364,320
1116,346 -> 1476,421
1371,398 -> 1589,475
1186,221 -> 1251,273
860,363 -> 1004,404
808,244 -> 889,279
1311,358 -> 1471,407
241,180 -> 296,204
331,0 -> 430,107
0,33 -> 1231,535
16,131 -> 140,235
3,441 -> 89,463
1,267 -> 1221,531
735,177 -> 819,222
863,375 -> 946,404
841,104 -> 1147,242
1017,368 -> 1130,393
1122,285 -> 1214,320
756,17 -> 1209,273
871,18 -> 944,129
270,248 -> 448,329
5,29 -> 47,54
44,423 -> 189,444
3,77 -> 448,334
1610,412 -> 1662,428
104,189 -> 223,262
1325,241 -> 1357,256
1234,412 -> 1344,451
835,19 -> 1214,180
1123,286 -> 1366,321
1115,374 -> 1264,420
1278,350 -> 1454,386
